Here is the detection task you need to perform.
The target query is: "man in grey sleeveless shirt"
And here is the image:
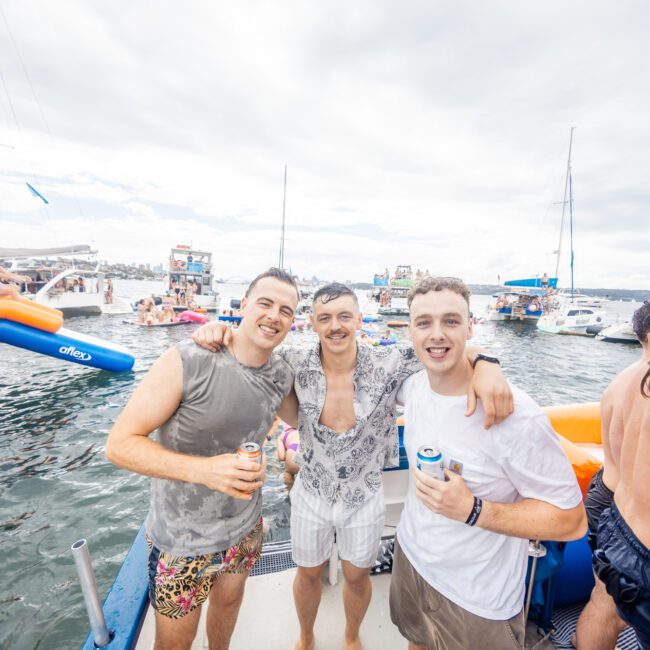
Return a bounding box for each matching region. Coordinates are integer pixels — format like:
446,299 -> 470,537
105,268 -> 299,650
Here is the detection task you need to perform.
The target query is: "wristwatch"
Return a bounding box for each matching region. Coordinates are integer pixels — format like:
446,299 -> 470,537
471,353 -> 501,369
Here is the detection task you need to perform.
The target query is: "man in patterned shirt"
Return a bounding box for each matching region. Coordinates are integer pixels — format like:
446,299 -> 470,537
193,282 -> 512,650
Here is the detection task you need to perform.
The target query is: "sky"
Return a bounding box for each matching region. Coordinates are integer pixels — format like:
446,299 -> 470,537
1,1 -> 649,289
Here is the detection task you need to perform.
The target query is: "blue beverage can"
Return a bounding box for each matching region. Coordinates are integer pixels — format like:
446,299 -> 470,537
416,445 -> 445,480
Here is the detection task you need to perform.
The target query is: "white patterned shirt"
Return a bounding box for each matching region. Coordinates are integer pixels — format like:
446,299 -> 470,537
280,343 -> 421,510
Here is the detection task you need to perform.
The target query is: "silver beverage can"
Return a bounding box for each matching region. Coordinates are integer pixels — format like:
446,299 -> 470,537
416,445 -> 445,480
236,442 -> 262,463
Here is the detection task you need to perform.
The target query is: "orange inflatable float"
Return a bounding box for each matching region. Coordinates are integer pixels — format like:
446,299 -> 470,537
543,403 -> 602,499
0,296 -> 64,333
396,404 -> 603,499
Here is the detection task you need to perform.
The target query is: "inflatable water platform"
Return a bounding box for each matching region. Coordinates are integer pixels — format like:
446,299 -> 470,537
1,296 -> 134,372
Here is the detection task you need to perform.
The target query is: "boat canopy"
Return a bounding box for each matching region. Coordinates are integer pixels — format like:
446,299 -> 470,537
0,245 -> 95,260
504,277 -> 558,289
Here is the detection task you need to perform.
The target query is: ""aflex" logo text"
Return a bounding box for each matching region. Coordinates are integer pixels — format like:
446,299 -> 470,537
58,345 -> 93,362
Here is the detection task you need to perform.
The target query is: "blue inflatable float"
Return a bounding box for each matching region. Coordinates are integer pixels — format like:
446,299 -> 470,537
0,320 -> 135,372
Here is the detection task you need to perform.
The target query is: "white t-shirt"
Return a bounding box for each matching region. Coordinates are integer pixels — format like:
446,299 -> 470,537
396,370 -> 583,620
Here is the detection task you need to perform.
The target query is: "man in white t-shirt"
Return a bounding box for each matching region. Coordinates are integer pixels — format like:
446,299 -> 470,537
390,276 -> 587,650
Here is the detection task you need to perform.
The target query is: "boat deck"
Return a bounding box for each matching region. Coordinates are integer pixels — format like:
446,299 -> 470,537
136,565 -> 561,650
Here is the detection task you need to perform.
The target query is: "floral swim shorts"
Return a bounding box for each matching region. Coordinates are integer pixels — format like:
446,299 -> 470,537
147,517 -> 263,619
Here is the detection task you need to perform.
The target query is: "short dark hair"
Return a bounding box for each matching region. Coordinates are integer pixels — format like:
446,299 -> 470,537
313,282 -> 358,306
632,301 -> 650,345
245,267 -> 299,301
632,301 -> 650,397
407,276 -> 471,310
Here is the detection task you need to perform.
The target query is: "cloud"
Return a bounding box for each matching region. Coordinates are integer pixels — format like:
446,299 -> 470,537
1,1 -> 649,288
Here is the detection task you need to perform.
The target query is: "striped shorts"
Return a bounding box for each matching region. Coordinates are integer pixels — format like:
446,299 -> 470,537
290,478 -> 385,569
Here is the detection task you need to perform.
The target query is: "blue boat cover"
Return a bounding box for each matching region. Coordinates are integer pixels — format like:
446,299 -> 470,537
504,277 -> 559,289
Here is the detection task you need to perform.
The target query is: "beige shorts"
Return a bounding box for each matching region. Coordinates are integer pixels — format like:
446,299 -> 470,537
389,537 -> 525,650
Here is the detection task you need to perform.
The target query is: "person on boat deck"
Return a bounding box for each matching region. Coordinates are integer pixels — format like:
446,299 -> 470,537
541,272 -> 549,288
0,266 -> 30,299
105,268 -> 299,650
78,277 -> 86,293
389,276 -> 587,650
192,282 -> 513,650
105,278 -> 113,304
575,301 -> 650,650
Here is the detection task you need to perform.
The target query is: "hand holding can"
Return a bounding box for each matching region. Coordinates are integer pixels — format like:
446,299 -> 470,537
416,446 -> 445,481
237,442 -> 263,494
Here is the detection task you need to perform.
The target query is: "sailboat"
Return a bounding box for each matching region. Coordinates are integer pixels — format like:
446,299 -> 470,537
537,129 -> 605,336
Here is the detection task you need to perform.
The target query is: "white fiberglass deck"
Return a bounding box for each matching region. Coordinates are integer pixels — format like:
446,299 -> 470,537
135,568 -> 403,649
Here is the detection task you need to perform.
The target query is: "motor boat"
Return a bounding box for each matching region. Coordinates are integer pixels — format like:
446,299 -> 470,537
536,303 -> 605,335
167,245 -> 220,312
0,246 -> 132,316
27,267 -> 133,316
596,321 -> 639,344
556,291 -> 608,310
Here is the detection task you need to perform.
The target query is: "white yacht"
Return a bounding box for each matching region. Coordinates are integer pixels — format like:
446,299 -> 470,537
536,303 -> 605,335
556,291 -> 608,310
167,245 -> 220,312
32,267 -> 132,316
596,321 -> 639,344
0,246 -> 132,316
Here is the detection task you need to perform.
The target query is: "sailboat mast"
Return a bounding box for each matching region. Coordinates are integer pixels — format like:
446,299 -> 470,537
569,166 -> 575,302
279,165 -> 287,269
554,127 -> 575,279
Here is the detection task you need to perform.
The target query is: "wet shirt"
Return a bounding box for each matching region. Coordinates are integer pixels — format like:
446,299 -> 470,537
146,340 -> 293,556
281,343 -> 421,510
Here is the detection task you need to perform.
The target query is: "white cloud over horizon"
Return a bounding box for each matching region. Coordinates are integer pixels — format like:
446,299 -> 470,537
1,1 -> 649,289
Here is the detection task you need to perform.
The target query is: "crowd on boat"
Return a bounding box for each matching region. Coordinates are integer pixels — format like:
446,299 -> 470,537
135,296 -> 178,325
99,265 -> 650,650
167,279 -> 202,307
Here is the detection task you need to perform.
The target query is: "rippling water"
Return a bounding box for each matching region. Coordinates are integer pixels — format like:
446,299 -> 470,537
0,281 -> 642,648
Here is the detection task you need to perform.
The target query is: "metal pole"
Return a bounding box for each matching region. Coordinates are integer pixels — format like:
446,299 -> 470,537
569,169 -> 575,302
71,538 -> 112,647
554,127 -> 575,280
279,164 -> 287,269
524,540 -> 547,621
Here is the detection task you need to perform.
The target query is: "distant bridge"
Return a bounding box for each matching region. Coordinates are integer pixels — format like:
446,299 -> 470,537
221,276 -> 250,284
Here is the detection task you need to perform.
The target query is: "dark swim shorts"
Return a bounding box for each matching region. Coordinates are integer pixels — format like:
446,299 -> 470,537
585,468 -> 614,553
594,502 -> 650,649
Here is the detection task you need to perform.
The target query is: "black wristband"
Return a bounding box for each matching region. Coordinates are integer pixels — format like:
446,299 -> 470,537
471,353 -> 501,369
465,497 -> 483,526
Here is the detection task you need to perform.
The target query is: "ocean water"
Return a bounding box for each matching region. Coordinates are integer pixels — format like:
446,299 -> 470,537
0,280 -> 642,649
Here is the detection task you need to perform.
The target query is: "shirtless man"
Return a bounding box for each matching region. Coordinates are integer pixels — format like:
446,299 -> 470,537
0,266 -> 30,299
584,302 -> 650,649
193,282 -> 512,650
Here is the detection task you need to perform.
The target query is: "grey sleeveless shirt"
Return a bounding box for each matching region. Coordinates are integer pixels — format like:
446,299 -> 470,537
146,340 -> 293,555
